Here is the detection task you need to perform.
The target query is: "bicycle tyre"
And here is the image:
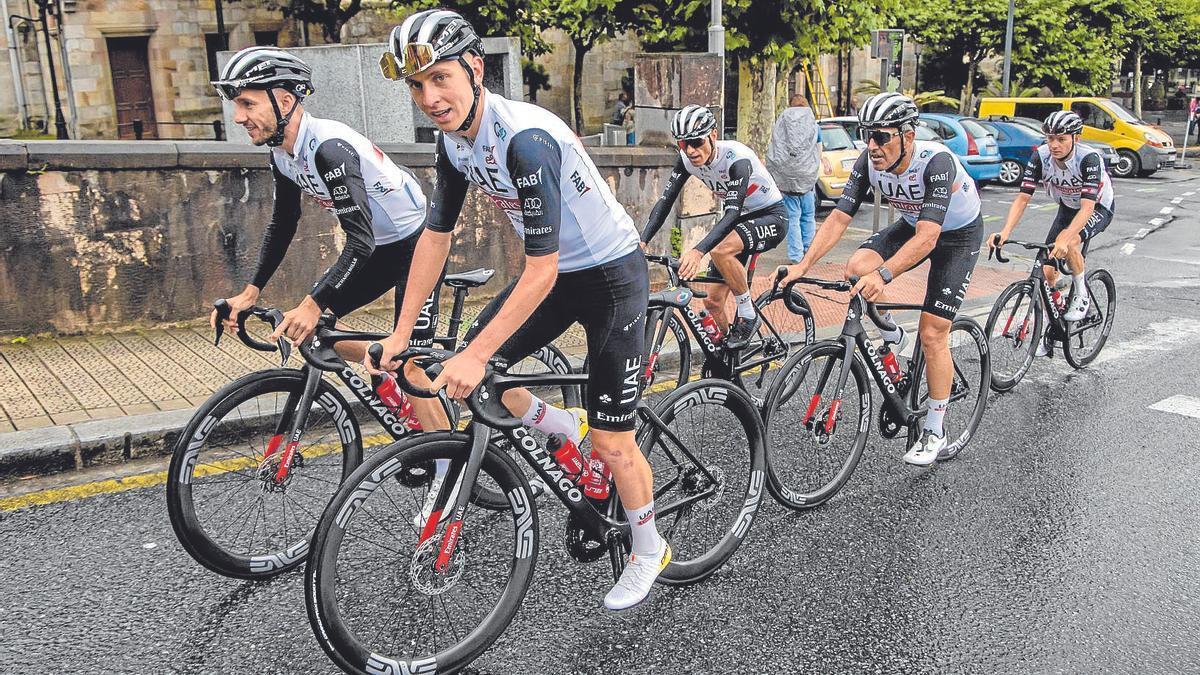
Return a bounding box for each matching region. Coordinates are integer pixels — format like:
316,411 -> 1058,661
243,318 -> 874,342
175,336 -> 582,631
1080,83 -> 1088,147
166,369 -> 363,579
984,280 -> 1042,392
1063,269 -> 1116,369
635,378 -> 767,586
762,341 -> 871,510
906,317 -> 991,461
306,432 -> 536,675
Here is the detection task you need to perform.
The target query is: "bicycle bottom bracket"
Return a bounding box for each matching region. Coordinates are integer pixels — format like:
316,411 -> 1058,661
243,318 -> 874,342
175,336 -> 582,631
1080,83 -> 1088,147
564,511 -> 607,563
878,405 -> 904,439
409,537 -> 466,595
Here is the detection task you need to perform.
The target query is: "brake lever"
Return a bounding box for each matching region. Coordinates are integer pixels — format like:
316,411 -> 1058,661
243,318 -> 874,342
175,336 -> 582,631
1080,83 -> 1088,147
260,308 -> 291,365
213,299 -> 231,345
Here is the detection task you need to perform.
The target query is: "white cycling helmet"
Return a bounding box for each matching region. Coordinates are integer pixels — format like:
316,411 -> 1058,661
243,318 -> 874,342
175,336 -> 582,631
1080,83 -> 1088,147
672,105 -> 717,140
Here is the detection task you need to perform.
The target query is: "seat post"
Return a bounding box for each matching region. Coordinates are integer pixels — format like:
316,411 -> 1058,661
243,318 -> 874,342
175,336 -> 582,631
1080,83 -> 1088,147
446,286 -> 468,341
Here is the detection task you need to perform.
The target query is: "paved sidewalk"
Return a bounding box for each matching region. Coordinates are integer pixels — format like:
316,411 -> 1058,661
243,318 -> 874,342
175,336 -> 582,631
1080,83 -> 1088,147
0,225 -> 1027,475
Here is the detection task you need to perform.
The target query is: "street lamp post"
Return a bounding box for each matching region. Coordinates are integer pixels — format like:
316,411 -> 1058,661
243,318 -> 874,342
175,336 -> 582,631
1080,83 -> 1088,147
32,0 -> 67,139
1001,0 -> 1015,96
215,0 -> 227,50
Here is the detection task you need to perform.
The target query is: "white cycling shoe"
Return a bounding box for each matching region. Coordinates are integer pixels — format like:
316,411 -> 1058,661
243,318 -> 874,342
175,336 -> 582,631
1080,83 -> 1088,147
603,540 -> 672,611
903,430 -> 946,467
1063,289 -> 1091,322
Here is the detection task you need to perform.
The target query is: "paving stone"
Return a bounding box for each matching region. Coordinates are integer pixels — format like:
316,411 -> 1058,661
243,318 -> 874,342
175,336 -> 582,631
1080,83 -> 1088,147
0,353 -> 46,420
88,334 -> 179,403
0,344 -> 80,415
13,415 -> 54,430
112,333 -> 208,399
29,340 -> 117,411
50,410 -> 91,425
61,338 -> 150,407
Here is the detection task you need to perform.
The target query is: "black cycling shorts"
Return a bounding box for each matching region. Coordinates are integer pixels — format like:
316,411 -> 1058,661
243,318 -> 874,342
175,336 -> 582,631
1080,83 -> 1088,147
1046,202 -> 1113,245
706,202 -> 789,280
858,215 -> 984,321
462,250 -> 648,432
322,228 -> 443,347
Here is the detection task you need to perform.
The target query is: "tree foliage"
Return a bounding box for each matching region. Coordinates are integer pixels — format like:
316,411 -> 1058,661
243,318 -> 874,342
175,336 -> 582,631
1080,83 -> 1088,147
279,0 -> 365,43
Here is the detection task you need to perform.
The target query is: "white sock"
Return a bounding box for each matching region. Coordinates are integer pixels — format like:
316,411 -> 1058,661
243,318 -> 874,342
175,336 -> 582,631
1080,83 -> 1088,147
624,501 -> 663,556
924,397 -> 949,436
521,396 -> 581,443
879,312 -> 903,344
734,291 -> 756,320
1072,273 -> 1086,294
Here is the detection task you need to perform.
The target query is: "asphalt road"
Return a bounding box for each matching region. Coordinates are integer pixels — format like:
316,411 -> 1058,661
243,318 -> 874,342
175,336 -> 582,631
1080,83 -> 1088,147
1,171 -> 1198,674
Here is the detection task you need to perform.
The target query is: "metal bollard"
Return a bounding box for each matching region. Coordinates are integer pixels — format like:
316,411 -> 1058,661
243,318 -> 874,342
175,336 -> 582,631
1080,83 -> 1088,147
213,119 -> 225,141
133,119 -> 144,140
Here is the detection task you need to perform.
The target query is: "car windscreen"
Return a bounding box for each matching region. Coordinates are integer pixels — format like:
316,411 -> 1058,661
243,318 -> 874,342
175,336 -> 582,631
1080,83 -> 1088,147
961,119 -> 992,139
818,124 -> 855,150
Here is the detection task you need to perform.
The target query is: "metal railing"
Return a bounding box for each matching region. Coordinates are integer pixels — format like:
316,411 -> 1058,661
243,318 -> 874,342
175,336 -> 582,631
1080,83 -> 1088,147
117,119 -> 226,141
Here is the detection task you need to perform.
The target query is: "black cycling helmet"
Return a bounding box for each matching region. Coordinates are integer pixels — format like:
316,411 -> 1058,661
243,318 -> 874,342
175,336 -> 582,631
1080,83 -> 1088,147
212,47 -> 315,147
1043,110 -> 1084,136
671,104 -> 717,140
383,9 -> 485,133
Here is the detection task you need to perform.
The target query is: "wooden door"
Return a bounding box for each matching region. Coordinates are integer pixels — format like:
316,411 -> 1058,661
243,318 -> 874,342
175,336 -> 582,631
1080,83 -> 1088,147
108,37 -> 157,139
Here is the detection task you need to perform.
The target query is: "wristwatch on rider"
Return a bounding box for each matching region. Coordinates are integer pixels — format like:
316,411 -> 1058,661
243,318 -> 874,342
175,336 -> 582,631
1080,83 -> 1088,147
875,265 -> 893,283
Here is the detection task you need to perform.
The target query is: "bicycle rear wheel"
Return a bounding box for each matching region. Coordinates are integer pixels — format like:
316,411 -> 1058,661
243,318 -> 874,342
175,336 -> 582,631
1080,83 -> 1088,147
762,341 -> 871,510
166,369 -> 363,579
306,432 -> 535,675
635,379 -> 766,585
644,310 -> 692,398
906,317 -> 991,461
985,281 -> 1042,392
1063,269 -> 1116,368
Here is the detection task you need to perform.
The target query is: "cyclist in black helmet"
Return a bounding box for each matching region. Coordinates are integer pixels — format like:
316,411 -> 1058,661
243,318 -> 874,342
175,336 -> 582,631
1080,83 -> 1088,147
211,46 -> 449,430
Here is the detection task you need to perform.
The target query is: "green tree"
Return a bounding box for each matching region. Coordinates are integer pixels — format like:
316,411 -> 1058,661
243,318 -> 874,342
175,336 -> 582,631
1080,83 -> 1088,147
641,0 -> 890,154
853,80 -> 960,108
280,0 -> 365,43
892,0 -> 1009,113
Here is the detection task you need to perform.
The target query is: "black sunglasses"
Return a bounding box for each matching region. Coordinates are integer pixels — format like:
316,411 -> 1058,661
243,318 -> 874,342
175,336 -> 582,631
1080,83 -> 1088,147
859,128 -> 900,146
678,138 -> 707,150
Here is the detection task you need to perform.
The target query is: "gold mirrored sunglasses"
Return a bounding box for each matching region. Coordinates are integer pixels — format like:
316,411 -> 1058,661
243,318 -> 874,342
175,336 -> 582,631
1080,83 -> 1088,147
379,43 -> 437,81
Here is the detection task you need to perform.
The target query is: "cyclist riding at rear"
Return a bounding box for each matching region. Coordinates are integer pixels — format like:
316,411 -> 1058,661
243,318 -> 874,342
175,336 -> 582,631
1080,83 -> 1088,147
367,9 -> 669,611
640,105 -> 788,350
779,92 -> 984,467
209,47 -> 449,430
990,110 -> 1113,352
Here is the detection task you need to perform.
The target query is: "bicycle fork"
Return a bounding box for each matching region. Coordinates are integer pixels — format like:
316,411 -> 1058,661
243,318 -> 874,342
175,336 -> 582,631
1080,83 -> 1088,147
261,366 -> 323,486
417,424 -> 490,574
802,339 -> 854,439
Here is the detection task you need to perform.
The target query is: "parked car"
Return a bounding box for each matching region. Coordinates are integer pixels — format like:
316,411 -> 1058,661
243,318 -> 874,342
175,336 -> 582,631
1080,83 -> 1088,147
919,113 -> 1002,185
819,115 -> 942,152
978,96 -> 1174,177
815,122 -> 861,203
979,117 -> 1122,186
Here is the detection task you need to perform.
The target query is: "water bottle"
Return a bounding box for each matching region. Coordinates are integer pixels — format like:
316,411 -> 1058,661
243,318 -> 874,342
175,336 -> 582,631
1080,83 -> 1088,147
698,309 -> 724,344
1051,289 -> 1065,311
879,344 -> 904,384
547,434 -> 589,481
582,450 -> 612,501
373,372 -> 418,428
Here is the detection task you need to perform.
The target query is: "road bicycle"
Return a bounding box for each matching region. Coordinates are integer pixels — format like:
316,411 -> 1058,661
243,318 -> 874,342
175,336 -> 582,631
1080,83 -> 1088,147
305,346 -> 766,674
166,269 -> 577,579
637,253 -> 816,405
985,238 -> 1116,390
762,271 -> 991,510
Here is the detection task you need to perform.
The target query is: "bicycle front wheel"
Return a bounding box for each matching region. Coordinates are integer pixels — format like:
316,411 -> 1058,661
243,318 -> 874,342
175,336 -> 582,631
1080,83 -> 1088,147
636,378 -> 767,586
1063,269 -> 1116,369
306,432 -> 536,675
166,369 -> 363,579
985,280 -> 1042,392
763,341 -> 871,510
906,317 -> 991,461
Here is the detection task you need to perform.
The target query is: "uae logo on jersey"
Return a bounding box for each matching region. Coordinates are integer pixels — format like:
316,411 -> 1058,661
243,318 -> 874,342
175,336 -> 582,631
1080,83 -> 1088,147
919,149 -> 931,159
493,121 -> 508,140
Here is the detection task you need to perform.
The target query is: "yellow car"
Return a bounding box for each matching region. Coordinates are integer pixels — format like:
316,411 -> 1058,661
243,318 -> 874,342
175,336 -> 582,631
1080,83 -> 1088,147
815,121 -> 861,204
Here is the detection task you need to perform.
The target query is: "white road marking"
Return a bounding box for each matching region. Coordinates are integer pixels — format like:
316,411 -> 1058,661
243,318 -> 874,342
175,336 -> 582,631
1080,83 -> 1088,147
1183,191 -> 1196,197
1136,228 -> 1151,239
1093,319 -> 1200,366
1136,187 -> 1163,193
1160,207 -> 1175,215
1171,197 -> 1183,205
1149,395 -> 1200,420
1121,243 -> 1136,255
1142,255 -> 1200,266
1149,217 -> 1165,226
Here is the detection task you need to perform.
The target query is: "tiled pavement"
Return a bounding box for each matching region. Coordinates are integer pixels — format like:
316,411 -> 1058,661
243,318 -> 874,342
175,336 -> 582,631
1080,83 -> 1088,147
0,227 -> 1027,433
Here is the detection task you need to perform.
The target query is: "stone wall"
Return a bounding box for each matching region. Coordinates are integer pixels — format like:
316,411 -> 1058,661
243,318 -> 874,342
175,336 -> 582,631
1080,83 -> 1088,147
531,29 -> 640,132
0,140 -> 697,336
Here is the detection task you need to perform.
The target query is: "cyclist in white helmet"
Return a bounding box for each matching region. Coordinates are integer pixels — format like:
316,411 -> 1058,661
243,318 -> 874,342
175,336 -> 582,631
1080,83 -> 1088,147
641,104 -> 788,350
210,46 -> 448,430
780,92 -> 984,467
369,9 -> 669,611
990,110 -> 1114,354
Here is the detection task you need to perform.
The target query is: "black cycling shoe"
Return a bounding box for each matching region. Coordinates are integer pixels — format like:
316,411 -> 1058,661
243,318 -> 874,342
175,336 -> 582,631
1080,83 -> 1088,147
725,314 -> 761,351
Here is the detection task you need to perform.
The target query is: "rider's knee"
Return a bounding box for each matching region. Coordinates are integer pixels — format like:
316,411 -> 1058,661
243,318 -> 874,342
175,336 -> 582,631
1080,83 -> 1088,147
712,239 -> 741,260
918,315 -> 951,348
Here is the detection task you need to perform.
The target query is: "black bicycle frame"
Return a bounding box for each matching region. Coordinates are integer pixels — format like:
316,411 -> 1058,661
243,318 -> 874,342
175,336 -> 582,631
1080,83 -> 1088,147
808,296 -> 925,428
409,366 -> 721,579
1005,240 -> 1101,345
